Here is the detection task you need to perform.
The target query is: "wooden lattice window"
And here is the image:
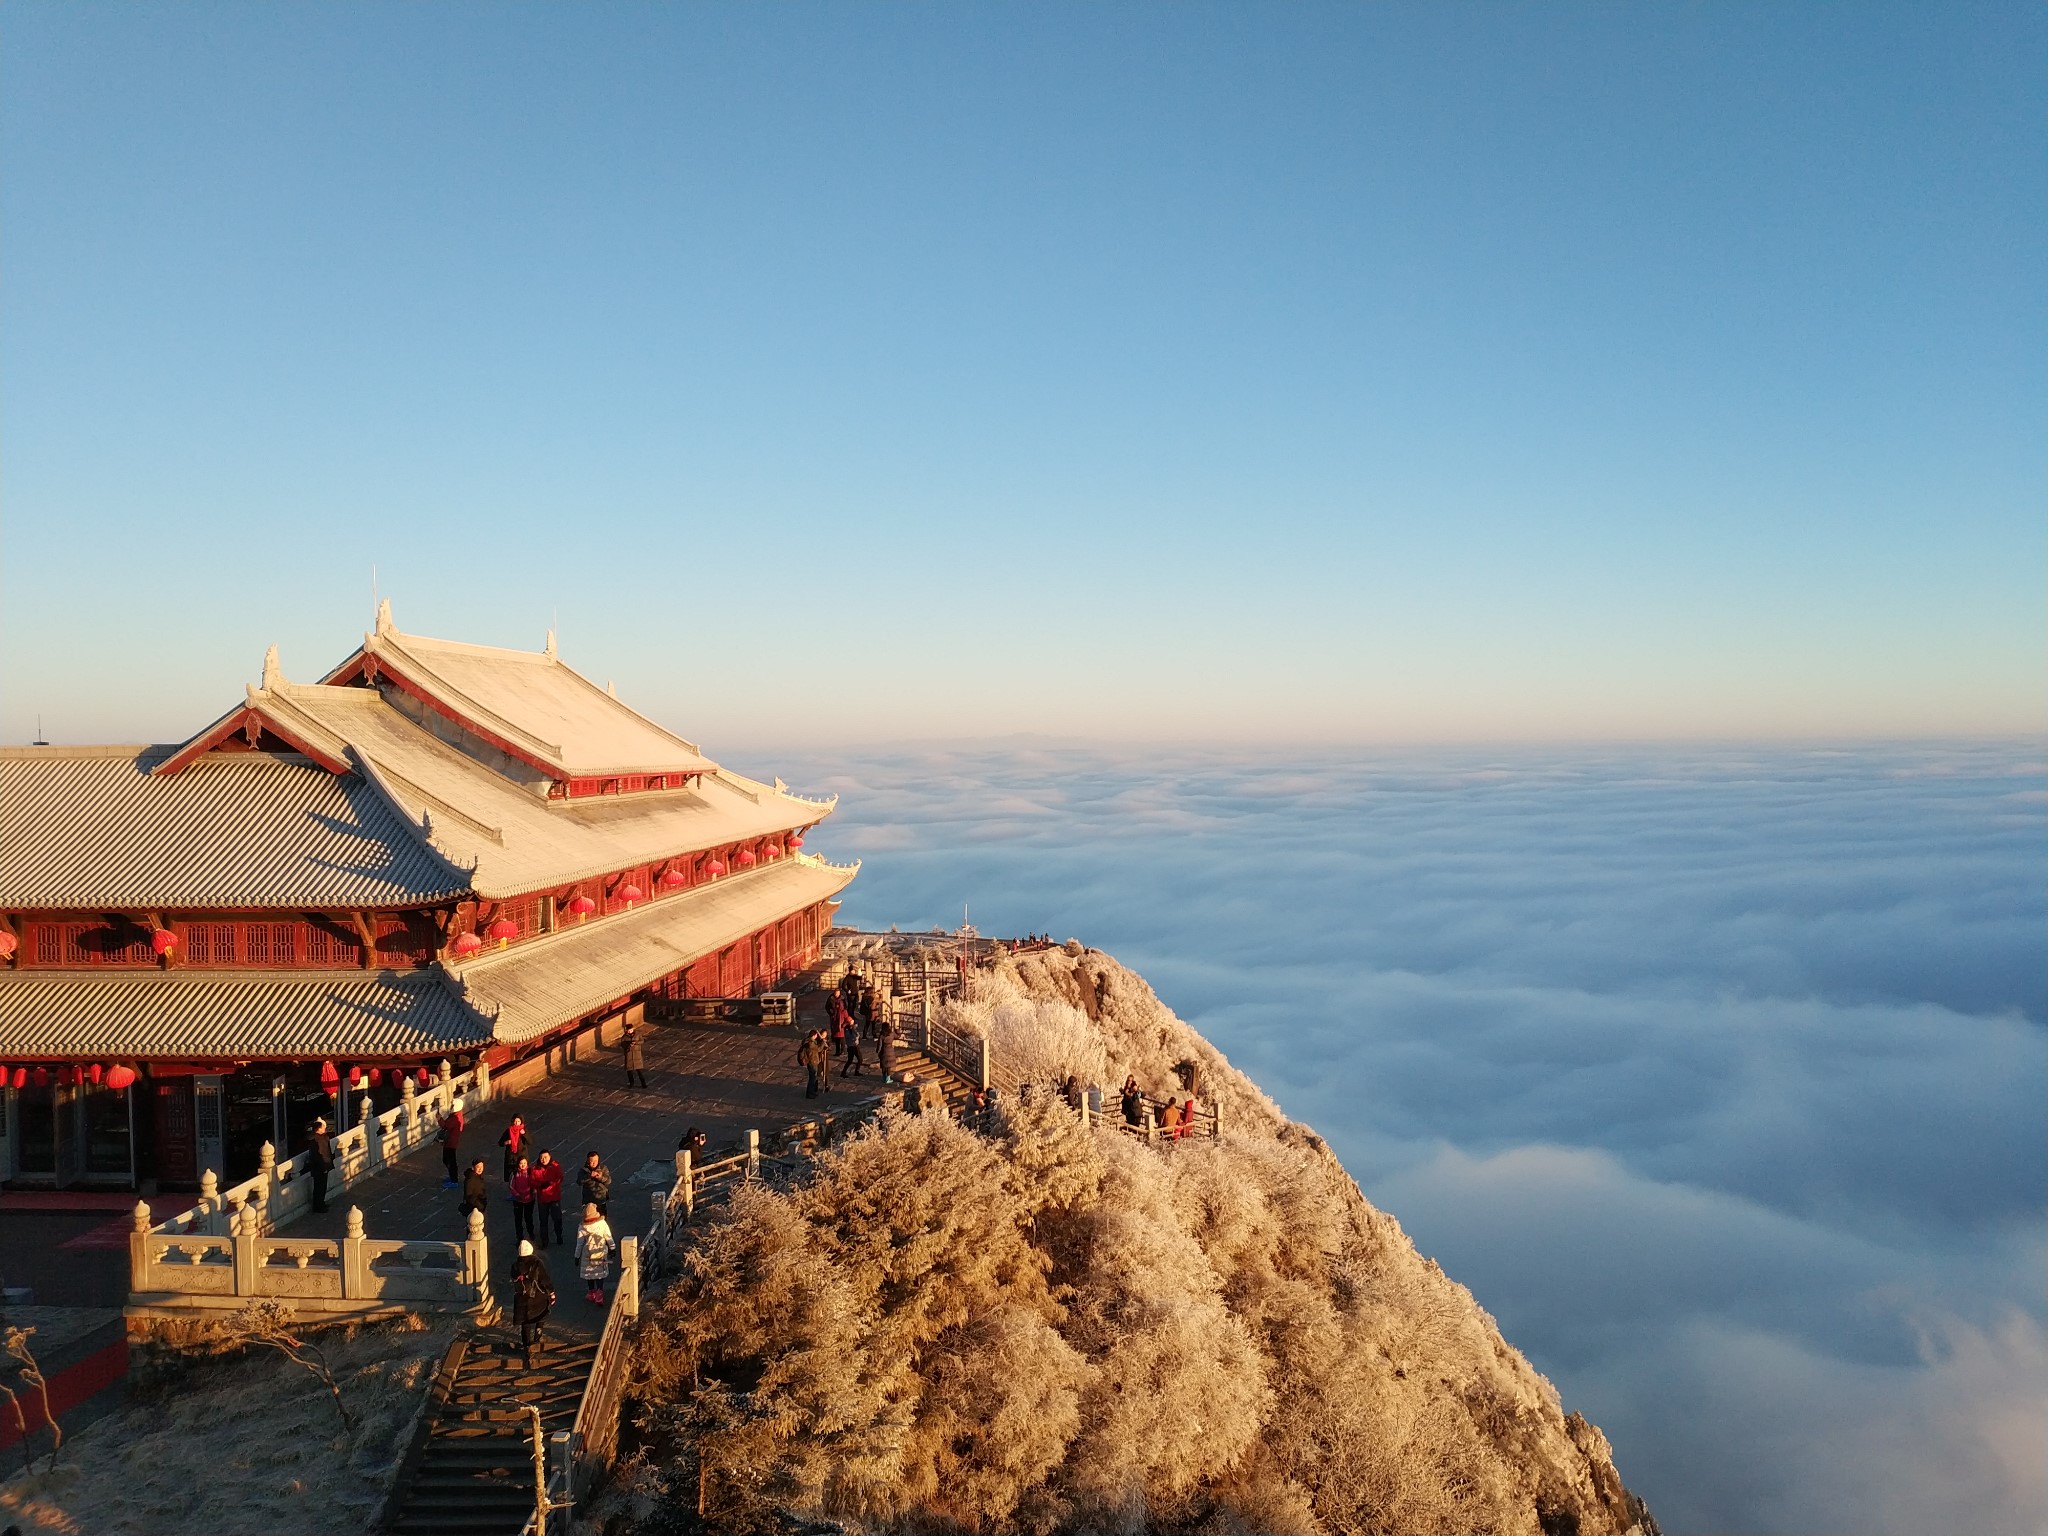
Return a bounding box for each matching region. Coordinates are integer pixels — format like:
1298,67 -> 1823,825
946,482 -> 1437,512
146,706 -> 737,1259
244,922 -> 297,967
185,923 -> 235,964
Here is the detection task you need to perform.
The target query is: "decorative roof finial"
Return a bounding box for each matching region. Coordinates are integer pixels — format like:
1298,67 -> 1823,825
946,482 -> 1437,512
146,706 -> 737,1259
606,679 -> 618,699
261,645 -> 283,691
375,597 -> 395,636
543,628 -> 557,660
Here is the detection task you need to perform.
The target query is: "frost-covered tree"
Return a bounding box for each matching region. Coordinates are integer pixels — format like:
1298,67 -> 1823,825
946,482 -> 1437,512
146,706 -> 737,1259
617,947 -> 1658,1536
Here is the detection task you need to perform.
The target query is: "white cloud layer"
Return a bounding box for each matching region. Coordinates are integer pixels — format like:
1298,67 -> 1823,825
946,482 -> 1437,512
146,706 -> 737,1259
745,739 -> 2047,1536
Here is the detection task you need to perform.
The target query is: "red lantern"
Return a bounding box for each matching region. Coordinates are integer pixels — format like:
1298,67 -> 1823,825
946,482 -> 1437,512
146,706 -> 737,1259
486,917 -> 519,943
105,1064 -> 139,1091
618,884 -> 644,904
90,1063 -> 104,1085
368,1067 -> 383,1086
151,929 -> 178,956
704,859 -> 726,878
568,895 -> 596,919
9,1068 -> 24,1089
415,1067 -> 430,1086
661,867 -> 687,887
735,848 -> 756,868
788,834 -> 804,850
765,844 -> 782,859
32,1067 -> 47,1086
348,1065 -> 363,1087
319,1060 -> 340,1089
451,932 -> 483,957
0,931 -> 16,959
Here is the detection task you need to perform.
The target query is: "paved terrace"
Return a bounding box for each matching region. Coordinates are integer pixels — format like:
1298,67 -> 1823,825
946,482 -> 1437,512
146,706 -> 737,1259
286,991 -> 883,1321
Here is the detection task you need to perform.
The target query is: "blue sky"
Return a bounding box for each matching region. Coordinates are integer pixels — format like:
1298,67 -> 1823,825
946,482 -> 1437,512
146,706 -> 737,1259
3,2 -> 2042,745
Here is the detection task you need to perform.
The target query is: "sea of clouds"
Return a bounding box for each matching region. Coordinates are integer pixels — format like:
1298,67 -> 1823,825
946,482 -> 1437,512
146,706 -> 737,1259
748,738 -> 2046,1536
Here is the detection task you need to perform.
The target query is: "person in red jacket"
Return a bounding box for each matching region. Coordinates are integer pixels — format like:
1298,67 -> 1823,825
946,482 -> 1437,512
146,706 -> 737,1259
531,1148 -> 566,1247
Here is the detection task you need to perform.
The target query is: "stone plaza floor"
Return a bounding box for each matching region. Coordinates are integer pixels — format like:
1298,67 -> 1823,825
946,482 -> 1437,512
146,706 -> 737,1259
289,996 -> 883,1282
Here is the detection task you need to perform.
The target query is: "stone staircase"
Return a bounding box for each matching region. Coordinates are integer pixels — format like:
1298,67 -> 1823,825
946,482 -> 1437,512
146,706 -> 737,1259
385,1326 -> 597,1535
888,1037 -> 978,1114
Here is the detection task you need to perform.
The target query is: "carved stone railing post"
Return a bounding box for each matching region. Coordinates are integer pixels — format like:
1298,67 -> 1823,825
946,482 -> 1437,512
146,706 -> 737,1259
474,1056 -> 492,1103
618,1236 -> 639,1321
199,1169 -> 220,1235
745,1130 -> 759,1181
232,1202 -> 261,1296
438,1058 -> 453,1088
342,1206 -> 368,1299
464,1206 -> 489,1307
130,1200 -> 153,1293
356,1087 -> 375,1165
257,1141 -> 278,1229
1143,1105 -> 1158,1147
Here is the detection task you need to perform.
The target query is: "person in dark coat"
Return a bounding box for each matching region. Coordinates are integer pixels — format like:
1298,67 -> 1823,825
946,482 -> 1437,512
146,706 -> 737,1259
459,1157 -> 488,1222
578,1150 -> 612,1216
878,1028 -> 897,1083
306,1118 -> 334,1213
511,1239 -> 555,1366
678,1126 -> 707,1162
498,1114 -> 529,1181
841,1030 -> 866,1079
621,1021 -> 649,1088
797,1032 -> 828,1098
1121,1076 -> 1144,1128
438,1098 -> 466,1186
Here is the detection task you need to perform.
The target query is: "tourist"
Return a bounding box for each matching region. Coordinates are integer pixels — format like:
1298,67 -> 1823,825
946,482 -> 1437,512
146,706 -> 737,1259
842,1030 -> 866,1079
678,1126 -> 707,1162
1160,1099 -> 1183,1137
511,1239 -> 554,1366
579,1150 -> 612,1216
1178,1096 -> 1199,1139
901,1071 -> 923,1115
622,1019 -> 649,1088
437,1096 -> 466,1187
509,1154 -> 536,1245
575,1202 -> 615,1305
797,1030 -> 828,1099
459,1157 -> 489,1222
498,1114 -> 529,1181
533,1150 -> 565,1246
1120,1076 -> 1143,1127
305,1117 -> 334,1214
878,1028 -> 897,1083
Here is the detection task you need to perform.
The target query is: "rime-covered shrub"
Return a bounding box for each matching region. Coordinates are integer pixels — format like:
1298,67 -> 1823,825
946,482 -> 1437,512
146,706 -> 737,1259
621,948 -> 1658,1536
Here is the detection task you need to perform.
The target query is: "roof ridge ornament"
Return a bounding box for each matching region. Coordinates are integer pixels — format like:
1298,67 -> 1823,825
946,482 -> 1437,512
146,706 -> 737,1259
544,628 -> 557,660
261,645 -> 284,692
375,597 -> 395,636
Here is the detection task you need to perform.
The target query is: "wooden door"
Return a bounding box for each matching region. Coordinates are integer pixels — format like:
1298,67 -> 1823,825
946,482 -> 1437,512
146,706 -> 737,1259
154,1080 -> 197,1186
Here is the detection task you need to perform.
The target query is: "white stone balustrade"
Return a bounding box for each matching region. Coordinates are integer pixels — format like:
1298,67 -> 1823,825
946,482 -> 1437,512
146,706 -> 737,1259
129,1201 -> 490,1316
145,1062 -> 496,1243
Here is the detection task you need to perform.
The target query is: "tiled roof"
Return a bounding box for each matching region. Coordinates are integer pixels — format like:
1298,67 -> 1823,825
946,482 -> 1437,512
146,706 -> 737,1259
354,617 -> 717,778
454,856 -> 857,1042
0,747 -> 470,910
254,682 -> 831,898
0,968 -> 491,1060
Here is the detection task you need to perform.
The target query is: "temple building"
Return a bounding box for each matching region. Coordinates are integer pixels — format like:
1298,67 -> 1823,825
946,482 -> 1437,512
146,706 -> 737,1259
0,603 -> 855,1190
